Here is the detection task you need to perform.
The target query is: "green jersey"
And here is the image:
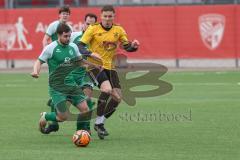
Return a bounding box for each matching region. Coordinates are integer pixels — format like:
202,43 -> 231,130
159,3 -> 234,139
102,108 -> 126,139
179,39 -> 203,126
46,20 -> 73,41
39,41 -> 81,74
39,40 -> 83,89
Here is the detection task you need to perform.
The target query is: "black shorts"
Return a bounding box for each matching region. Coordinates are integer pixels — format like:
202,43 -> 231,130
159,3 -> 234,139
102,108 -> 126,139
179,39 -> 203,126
88,68 -> 121,89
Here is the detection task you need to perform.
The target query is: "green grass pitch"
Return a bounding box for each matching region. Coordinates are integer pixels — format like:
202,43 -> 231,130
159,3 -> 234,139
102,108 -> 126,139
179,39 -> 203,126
0,70 -> 239,160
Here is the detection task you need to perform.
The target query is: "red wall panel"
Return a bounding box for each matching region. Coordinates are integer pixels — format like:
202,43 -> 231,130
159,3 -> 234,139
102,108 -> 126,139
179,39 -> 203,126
176,5 -> 236,58
116,6 -> 176,59
0,5 -> 239,60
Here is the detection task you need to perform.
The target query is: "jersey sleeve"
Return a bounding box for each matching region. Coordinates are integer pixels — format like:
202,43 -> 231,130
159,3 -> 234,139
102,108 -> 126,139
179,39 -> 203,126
38,45 -> 52,63
80,25 -> 94,45
71,43 -> 82,57
119,27 -> 129,45
46,21 -> 57,36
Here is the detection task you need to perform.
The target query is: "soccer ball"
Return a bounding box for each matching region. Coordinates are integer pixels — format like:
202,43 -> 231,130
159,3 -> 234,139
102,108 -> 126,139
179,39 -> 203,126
72,130 -> 91,147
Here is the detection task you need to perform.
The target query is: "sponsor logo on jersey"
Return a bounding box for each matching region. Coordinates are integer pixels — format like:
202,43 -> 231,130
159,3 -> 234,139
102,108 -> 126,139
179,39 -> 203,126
64,57 -> 71,63
56,48 -> 61,53
102,41 -> 117,51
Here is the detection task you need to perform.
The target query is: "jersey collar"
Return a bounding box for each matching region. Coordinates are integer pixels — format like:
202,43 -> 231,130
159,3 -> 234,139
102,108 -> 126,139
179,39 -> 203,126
100,23 -> 112,31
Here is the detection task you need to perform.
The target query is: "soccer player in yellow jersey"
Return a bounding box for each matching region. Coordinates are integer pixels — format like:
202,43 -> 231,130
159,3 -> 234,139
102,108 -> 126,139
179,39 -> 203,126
78,5 -> 140,139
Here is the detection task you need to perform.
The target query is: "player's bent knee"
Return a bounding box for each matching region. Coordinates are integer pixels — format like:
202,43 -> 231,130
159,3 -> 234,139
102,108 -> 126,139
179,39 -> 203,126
100,81 -> 112,94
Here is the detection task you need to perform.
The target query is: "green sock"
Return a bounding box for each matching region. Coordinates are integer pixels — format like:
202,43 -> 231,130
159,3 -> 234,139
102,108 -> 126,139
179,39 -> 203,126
85,122 -> 90,131
85,99 -> 95,130
76,121 -> 87,130
45,112 -> 57,121
50,102 -> 59,126
76,116 -> 88,130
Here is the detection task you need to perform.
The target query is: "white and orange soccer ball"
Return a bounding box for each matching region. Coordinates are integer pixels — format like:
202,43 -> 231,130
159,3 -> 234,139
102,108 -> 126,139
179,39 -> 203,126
72,130 -> 91,147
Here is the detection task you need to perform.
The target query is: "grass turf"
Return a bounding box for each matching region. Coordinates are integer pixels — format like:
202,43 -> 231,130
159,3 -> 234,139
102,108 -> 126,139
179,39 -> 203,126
0,70 -> 239,160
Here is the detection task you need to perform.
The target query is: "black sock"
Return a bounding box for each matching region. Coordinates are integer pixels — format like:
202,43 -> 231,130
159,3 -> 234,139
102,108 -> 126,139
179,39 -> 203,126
97,92 -> 110,116
104,98 -> 120,119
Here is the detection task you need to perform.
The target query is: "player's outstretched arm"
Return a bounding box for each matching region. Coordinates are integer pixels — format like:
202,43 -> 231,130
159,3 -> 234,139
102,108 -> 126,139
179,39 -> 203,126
31,59 -> 42,78
78,42 -> 102,62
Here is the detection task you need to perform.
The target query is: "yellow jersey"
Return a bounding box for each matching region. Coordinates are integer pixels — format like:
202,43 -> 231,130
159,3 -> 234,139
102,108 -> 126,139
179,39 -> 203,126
80,23 -> 129,70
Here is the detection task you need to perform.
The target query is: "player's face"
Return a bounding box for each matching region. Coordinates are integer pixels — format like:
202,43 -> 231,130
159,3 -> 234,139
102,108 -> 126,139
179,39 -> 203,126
85,17 -> 96,26
81,16 -> 96,31
58,31 -> 71,45
101,11 -> 115,28
59,12 -> 70,23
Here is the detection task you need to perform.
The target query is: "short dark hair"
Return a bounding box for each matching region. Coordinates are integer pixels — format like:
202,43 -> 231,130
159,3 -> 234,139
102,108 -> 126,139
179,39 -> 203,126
101,5 -> 115,13
59,5 -> 71,14
56,23 -> 71,35
84,13 -> 97,22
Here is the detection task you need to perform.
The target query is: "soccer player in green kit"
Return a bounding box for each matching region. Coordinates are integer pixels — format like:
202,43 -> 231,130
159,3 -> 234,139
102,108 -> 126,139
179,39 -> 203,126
42,5 -> 72,47
41,5 -> 73,133
31,23 -> 101,134
43,13 -> 98,134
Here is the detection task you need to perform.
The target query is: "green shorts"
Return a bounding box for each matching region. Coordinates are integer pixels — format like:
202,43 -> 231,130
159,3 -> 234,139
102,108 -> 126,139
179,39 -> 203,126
49,87 -> 87,111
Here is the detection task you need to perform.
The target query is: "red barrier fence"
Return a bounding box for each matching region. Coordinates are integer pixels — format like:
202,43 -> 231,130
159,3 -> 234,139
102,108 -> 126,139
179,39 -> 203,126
0,5 -> 239,60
